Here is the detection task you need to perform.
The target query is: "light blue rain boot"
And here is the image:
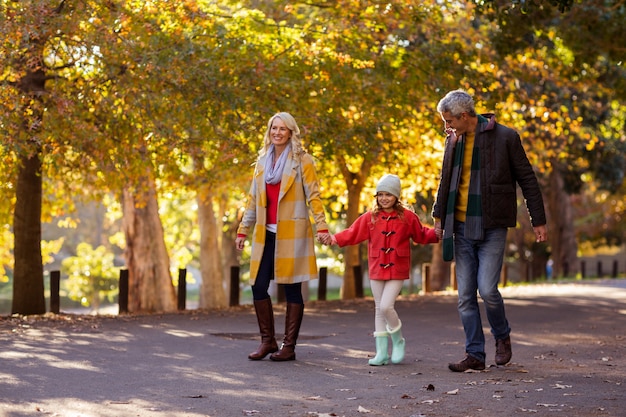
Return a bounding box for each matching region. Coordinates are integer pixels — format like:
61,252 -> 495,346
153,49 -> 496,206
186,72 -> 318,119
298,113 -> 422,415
368,332 -> 390,366
387,321 -> 405,364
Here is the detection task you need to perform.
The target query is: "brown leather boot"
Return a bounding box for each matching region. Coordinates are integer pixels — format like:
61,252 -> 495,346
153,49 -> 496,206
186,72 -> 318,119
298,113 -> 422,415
270,303 -> 304,362
248,298 -> 278,360
448,354 -> 486,372
495,336 -> 512,365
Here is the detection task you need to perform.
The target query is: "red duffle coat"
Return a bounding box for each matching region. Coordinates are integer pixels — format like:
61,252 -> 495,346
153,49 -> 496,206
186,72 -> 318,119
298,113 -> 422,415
334,209 -> 438,280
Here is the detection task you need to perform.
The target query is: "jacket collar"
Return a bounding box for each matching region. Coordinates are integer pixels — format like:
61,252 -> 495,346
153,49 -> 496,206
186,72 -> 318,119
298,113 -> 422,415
478,113 -> 496,132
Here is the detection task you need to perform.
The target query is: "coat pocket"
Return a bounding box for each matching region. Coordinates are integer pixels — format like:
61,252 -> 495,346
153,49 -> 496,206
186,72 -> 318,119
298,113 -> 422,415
394,248 -> 411,276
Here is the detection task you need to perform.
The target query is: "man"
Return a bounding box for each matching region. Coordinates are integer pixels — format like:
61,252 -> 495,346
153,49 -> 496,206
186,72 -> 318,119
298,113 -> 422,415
432,89 -> 548,372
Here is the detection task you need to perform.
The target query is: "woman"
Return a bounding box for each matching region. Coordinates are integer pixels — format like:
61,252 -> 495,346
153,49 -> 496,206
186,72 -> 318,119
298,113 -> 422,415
236,112 -> 330,362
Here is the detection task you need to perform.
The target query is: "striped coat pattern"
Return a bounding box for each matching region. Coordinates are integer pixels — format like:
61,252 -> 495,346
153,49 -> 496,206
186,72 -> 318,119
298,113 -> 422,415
237,151 -> 329,284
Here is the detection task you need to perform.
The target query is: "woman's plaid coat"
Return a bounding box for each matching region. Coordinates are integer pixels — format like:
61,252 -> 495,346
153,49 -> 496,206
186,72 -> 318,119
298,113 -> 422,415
237,151 -> 329,285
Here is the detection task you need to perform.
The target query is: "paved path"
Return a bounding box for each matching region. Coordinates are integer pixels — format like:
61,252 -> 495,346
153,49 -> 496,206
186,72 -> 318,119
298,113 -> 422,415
1,279 -> 625,417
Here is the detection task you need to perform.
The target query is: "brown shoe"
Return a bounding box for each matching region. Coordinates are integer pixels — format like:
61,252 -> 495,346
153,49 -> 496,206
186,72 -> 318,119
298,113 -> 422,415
448,355 -> 486,372
495,336 -> 512,365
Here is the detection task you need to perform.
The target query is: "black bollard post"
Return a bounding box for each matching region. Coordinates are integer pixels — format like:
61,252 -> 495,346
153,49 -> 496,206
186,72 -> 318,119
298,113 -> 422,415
581,261 -> 586,279
353,265 -> 364,298
178,268 -> 187,311
317,267 -> 327,301
612,260 -> 618,278
230,266 -> 240,307
50,270 -> 60,314
119,269 -> 129,314
597,261 -> 603,278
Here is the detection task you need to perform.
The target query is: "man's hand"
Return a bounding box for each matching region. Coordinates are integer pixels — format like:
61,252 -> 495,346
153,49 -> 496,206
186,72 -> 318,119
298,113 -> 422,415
434,220 -> 443,240
533,225 -> 548,243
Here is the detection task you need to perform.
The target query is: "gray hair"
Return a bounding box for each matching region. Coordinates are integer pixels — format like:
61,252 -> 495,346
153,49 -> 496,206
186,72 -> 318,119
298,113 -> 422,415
436,89 -> 477,118
260,112 -> 304,157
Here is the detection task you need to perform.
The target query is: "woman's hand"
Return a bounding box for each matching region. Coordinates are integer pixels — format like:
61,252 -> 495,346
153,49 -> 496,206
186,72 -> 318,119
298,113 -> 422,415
235,236 -> 246,251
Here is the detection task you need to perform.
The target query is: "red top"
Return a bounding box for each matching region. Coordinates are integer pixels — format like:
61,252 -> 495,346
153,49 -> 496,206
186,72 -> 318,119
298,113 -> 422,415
266,182 -> 281,225
237,181 -> 327,237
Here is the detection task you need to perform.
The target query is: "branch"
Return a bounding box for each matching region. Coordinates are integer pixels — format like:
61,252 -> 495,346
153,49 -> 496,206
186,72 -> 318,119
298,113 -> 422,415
53,0 -> 66,14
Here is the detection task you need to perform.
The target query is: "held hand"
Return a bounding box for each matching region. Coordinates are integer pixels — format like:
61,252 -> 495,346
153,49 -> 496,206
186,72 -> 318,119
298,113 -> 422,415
434,220 -> 443,240
316,232 -> 332,245
235,236 -> 246,251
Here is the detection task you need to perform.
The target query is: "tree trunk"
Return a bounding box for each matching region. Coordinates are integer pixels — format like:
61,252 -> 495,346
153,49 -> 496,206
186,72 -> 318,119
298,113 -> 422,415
122,181 -> 176,313
429,242 -> 450,291
338,158 -> 374,299
546,166 -> 578,278
12,152 -> 45,315
197,187 -> 227,309
219,194 -> 239,302
341,183 -> 363,299
12,65 -> 48,315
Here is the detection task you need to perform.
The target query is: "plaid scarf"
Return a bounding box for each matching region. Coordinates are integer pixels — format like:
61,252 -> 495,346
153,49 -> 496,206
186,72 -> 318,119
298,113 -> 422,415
442,134 -> 483,261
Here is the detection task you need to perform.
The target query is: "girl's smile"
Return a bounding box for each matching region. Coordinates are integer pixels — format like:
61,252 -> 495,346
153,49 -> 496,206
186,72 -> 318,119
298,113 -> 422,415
376,192 -> 397,212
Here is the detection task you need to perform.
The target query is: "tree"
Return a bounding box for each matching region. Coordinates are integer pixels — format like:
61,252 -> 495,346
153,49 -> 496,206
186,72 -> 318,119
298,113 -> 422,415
474,0 -> 626,277
2,0 -> 72,314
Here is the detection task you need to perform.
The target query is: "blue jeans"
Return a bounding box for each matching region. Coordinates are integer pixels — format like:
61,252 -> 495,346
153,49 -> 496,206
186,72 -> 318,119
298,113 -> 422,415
454,222 -> 510,362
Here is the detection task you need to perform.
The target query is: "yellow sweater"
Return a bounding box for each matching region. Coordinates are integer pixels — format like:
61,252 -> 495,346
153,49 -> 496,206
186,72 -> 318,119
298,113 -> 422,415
454,131 -> 475,223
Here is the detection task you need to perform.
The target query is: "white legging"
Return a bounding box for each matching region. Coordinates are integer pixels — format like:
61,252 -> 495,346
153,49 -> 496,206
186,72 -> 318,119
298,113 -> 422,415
370,279 -> 404,333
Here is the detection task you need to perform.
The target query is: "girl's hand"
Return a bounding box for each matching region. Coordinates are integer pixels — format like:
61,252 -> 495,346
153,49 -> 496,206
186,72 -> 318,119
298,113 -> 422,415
316,232 -> 331,245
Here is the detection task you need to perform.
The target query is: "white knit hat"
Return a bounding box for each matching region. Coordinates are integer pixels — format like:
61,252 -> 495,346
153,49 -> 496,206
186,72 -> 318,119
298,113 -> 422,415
376,174 -> 401,199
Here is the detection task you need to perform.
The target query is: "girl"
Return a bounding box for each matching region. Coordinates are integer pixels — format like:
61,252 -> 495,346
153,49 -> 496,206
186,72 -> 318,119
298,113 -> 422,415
330,174 -> 438,365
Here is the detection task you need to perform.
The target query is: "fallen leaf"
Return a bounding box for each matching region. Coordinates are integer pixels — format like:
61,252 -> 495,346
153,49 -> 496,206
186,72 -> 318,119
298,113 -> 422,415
421,399 -> 440,404
357,405 -> 371,413
243,410 -> 260,416
446,389 -> 459,395
519,407 -> 538,413
305,396 -> 322,401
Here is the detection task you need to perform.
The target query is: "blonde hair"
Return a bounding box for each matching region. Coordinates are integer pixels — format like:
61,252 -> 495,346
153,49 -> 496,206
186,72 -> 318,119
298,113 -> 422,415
259,112 -> 305,158
371,197 -> 410,224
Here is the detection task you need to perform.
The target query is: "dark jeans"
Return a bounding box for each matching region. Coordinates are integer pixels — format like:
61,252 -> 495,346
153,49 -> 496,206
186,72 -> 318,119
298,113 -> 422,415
252,231 -> 303,304
454,222 -> 510,362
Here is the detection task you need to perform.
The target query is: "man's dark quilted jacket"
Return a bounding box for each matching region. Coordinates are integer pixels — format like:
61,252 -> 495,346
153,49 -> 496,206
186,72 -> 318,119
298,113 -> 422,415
432,113 -> 546,230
